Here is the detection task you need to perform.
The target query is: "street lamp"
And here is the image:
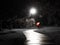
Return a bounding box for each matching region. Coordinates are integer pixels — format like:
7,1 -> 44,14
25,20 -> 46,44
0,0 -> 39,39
29,7 -> 37,16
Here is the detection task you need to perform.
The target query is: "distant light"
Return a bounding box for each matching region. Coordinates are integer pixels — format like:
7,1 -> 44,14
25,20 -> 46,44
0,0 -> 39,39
29,7 -> 37,15
36,22 -> 40,27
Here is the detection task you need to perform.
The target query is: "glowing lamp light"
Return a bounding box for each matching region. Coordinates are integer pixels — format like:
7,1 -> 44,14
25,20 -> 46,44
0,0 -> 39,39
29,7 -> 37,15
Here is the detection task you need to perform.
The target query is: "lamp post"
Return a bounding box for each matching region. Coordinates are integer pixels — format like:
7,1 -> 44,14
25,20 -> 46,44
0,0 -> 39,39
28,7 -> 37,27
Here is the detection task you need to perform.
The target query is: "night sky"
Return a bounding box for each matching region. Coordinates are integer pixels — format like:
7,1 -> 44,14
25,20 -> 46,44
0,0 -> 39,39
1,0 -> 60,20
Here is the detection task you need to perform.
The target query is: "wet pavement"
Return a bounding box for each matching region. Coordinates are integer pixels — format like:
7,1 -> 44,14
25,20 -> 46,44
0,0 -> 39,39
23,29 -> 55,45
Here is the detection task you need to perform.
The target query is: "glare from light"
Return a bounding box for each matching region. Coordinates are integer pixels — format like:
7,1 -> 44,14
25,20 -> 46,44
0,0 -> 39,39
24,29 -> 47,45
29,7 -> 37,15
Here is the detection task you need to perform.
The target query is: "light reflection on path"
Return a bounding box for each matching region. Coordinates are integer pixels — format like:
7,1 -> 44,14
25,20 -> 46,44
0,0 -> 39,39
23,29 -> 47,45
